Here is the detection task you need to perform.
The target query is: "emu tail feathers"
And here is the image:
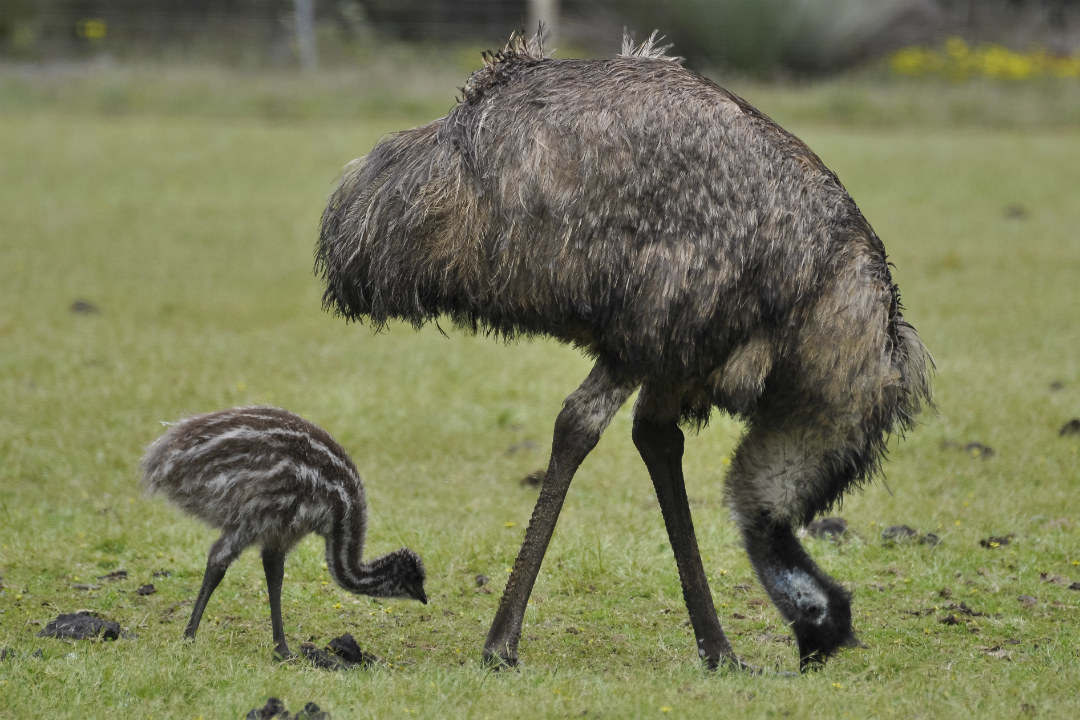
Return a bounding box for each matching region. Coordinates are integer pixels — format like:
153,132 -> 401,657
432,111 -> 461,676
888,311 -> 934,434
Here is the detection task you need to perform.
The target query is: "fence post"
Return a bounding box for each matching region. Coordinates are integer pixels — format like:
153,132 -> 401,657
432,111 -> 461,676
295,0 -> 318,71
528,0 -> 560,48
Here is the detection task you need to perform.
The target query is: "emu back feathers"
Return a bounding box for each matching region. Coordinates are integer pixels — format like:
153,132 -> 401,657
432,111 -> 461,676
315,39 -> 931,433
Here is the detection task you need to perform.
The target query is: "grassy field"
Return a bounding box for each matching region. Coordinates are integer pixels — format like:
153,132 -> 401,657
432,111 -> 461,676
1,57 -> 1078,719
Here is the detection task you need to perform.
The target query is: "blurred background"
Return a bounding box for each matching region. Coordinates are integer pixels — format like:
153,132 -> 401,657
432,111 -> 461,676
1,6 -> 1078,715
2,0 -> 1078,77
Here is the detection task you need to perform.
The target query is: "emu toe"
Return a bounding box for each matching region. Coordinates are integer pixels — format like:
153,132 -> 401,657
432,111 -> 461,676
481,645 -> 519,671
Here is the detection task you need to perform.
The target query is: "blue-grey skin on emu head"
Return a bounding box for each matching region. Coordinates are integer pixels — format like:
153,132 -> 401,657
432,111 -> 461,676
315,28 -> 931,672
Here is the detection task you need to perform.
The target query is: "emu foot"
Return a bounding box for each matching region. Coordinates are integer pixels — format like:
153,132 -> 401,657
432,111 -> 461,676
711,653 -> 766,675
707,653 -> 797,678
481,645 -> 519,671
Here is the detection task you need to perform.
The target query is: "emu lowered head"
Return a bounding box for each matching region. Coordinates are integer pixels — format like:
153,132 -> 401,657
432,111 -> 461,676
761,565 -> 861,670
362,548 -> 428,604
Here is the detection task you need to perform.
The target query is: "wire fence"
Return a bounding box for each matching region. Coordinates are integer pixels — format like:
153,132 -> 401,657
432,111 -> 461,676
3,1 -> 1078,72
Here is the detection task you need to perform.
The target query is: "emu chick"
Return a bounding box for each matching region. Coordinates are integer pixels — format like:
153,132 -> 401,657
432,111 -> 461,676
140,406 -> 427,659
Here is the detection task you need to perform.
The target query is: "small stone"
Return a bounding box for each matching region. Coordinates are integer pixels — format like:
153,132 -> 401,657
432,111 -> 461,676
979,534 -> 1015,549
97,570 -> 128,582
964,442 -> 995,458
297,702 -> 330,720
1003,204 -> 1029,220
882,525 -> 919,543
302,634 -> 381,671
245,697 -> 286,720
806,517 -> 847,540
520,469 -> 545,487
70,299 -> 100,314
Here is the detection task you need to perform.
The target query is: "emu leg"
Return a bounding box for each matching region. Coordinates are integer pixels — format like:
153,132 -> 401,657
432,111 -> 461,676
483,362 -> 635,668
185,535 -> 239,641
261,548 -> 292,660
632,412 -> 741,670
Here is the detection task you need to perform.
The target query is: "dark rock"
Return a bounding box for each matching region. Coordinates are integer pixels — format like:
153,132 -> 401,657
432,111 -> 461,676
70,299 -> 100,314
1040,572 -> 1070,585
946,601 -> 987,617
979,534 -> 1015,549
97,570 -> 128,581
475,574 -> 489,587
243,697 -> 329,720
1059,419 -> 1080,437
506,439 -> 538,455
881,525 -> 918,543
1003,204 -> 1029,220
301,633 -> 380,671
941,440 -> 995,458
326,634 -> 380,667
298,702 -> 330,720
246,697 -> 286,719
299,644 -> 342,670
806,517 -> 847,540
37,612 -> 122,641
882,525 -> 941,546
137,584 -> 156,596
520,469 -> 545,487
245,699 -> 328,720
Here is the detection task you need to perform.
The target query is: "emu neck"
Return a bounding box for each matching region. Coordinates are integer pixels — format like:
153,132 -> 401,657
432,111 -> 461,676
322,518 -> 383,596
746,525 -> 818,615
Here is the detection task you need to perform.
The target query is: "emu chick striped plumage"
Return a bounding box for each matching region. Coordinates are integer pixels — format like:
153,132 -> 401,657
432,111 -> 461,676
140,406 -> 427,659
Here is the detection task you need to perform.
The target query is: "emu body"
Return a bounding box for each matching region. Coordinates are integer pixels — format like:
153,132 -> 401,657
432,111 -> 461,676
140,406 -> 427,659
317,32 -> 931,671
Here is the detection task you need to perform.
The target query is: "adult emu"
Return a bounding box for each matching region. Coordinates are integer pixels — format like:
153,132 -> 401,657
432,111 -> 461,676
316,31 -> 932,672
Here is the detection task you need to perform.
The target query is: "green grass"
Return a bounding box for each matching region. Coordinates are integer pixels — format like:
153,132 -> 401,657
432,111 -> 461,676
1,61 -> 1078,719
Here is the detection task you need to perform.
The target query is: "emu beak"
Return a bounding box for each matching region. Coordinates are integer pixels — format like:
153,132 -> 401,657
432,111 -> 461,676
410,583 -> 428,605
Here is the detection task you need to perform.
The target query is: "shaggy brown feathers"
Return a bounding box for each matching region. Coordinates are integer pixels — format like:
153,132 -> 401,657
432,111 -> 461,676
316,30 -> 931,672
